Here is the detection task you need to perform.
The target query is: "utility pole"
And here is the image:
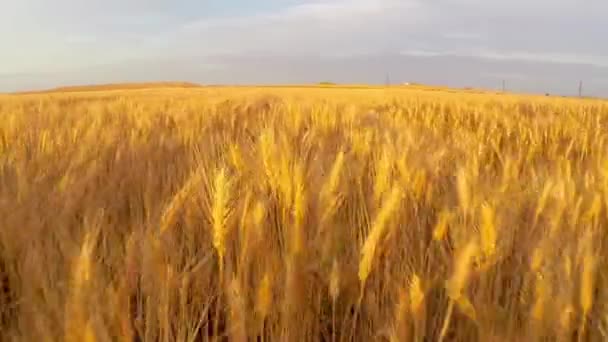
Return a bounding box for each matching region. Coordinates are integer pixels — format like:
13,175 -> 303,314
502,80 -> 506,93
578,80 -> 583,97
385,73 -> 390,86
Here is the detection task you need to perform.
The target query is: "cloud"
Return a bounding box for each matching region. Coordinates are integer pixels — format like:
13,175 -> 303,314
1,0 -> 607,96
401,49 -> 608,68
4,0 -> 607,67
146,0 -> 427,58
134,0 -> 608,68
441,32 -> 487,41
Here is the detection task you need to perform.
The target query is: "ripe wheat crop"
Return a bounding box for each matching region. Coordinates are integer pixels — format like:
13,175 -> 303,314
1,86 -> 608,341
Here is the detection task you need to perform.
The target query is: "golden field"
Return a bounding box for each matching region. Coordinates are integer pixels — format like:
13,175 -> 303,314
1,85 -> 608,341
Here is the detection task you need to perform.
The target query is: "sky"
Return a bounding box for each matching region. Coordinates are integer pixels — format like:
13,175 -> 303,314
1,0 -> 608,96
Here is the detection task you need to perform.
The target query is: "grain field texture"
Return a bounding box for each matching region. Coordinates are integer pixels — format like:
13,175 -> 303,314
1,86 -> 608,341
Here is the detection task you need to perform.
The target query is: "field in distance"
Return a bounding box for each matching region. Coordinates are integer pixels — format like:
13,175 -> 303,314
1,85 -> 607,341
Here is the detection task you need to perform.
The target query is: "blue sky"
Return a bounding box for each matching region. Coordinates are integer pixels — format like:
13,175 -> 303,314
2,0 -> 608,96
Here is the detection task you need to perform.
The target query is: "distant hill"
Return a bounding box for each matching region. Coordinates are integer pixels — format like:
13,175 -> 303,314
16,82 -> 203,94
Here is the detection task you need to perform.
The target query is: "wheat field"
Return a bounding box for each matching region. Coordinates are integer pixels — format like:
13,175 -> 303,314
1,86 -> 608,341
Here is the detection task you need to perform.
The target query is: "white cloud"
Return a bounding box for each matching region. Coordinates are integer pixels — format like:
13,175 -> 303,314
441,32 -> 486,41
4,0 -> 607,68
1,0 -> 608,95
134,0 -> 608,68
401,48 -> 608,68
481,72 -> 530,81
472,50 -> 608,68
147,0 -> 427,57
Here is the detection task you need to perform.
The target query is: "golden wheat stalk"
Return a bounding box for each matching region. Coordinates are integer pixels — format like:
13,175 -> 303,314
84,319 -> 97,342
66,230 -> 98,342
409,274 -> 425,316
432,209 -> 452,242
256,272 -> 272,324
159,166 -> 204,234
211,167 -> 233,271
480,203 -> 497,260
319,151 -> 345,227
373,149 -> 392,203
210,167 -> 233,340
328,259 -> 341,342
227,276 -> 247,342
456,168 -> 471,215
291,162 -> 306,256
392,286 -> 411,342
409,273 -> 426,341
353,187 -> 401,341
358,186 -> 402,286
531,272 -> 548,322
440,240 -> 479,342
578,251 -> 596,342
